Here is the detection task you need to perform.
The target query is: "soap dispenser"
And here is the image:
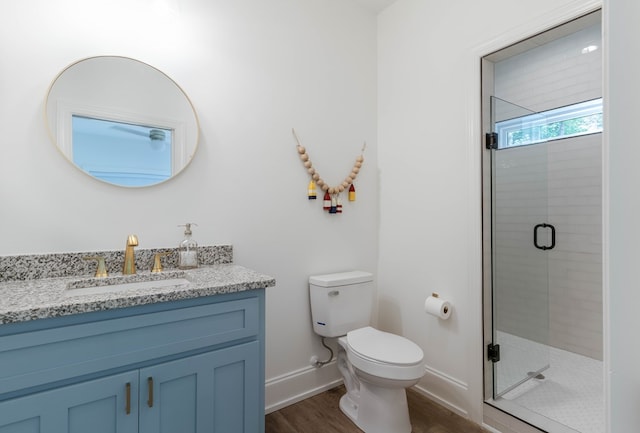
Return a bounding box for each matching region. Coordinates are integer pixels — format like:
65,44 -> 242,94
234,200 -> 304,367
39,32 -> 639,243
178,223 -> 199,269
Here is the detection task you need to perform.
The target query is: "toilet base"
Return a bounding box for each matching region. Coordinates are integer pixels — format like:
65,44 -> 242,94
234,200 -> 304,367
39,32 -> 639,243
339,380 -> 412,433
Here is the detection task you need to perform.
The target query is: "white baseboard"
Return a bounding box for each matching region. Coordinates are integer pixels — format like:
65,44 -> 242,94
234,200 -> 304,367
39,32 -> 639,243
412,363 -> 470,419
265,360 -> 473,423
265,360 -> 343,414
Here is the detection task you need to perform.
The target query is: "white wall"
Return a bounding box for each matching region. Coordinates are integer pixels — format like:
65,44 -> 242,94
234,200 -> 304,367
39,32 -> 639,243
0,0 -> 378,411
606,0 -> 640,431
377,0 -> 600,423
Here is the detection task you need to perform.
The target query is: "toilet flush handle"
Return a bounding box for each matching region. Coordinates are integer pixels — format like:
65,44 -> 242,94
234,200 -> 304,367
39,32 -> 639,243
329,290 -> 340,297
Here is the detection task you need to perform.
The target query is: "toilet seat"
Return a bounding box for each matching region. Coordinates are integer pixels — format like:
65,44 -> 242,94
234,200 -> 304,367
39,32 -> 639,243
345,327 -> 425,381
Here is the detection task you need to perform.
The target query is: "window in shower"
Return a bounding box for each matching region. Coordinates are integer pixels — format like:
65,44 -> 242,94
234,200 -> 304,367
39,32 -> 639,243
495,98 -> 602,148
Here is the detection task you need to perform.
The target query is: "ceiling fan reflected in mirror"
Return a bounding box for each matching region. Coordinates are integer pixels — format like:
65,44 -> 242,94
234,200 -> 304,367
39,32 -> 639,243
110,124 -> 170,151
111,125 -> 167,141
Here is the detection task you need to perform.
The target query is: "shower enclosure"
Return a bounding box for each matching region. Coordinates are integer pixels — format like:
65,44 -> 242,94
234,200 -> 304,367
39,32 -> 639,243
482,11 -> 603,433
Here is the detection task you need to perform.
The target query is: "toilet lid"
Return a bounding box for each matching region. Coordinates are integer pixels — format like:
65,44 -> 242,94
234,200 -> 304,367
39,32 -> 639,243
347,327 -> 423,365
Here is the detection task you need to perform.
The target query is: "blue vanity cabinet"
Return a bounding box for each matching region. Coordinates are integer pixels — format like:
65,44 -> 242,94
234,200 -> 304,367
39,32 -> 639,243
0,289 -> 266,433
0,370 -> 139,433
139,341 -> 260,433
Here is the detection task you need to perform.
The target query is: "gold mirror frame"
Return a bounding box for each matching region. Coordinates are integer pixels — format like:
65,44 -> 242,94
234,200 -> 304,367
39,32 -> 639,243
45,56 -> 200,187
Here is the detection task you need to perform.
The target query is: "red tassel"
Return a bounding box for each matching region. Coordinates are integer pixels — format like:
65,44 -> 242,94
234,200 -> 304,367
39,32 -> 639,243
323,192 -> 331,211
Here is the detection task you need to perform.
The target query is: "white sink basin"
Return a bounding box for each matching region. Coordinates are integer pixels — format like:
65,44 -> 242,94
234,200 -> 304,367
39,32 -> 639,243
65,278 -> 191,297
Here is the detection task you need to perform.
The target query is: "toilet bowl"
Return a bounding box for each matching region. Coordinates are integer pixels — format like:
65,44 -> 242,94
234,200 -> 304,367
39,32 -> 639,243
337,327 -> 424,433
308,271 -> 425,433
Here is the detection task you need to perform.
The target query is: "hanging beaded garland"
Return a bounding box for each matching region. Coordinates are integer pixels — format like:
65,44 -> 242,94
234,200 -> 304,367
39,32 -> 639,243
293,128 -> 365,214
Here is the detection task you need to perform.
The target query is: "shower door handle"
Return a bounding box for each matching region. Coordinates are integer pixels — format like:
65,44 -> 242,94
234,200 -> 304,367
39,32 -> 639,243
534,223 -> 556,250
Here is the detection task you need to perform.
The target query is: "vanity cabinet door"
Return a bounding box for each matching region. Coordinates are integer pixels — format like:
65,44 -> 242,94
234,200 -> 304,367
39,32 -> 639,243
139,341 -> 261,433
0,371 -> 138,433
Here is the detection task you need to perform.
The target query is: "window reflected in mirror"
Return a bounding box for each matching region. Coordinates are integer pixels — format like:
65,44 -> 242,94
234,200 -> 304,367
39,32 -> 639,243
45,56 -> 199,188
72,115 -> 174,187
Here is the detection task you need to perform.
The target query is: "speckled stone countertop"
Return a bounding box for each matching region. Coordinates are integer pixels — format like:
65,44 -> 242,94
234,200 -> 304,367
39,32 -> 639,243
0,245 -> 275,325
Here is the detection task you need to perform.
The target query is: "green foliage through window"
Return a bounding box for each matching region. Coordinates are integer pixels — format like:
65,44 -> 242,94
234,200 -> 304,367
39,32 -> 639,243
496,98 -> 602,148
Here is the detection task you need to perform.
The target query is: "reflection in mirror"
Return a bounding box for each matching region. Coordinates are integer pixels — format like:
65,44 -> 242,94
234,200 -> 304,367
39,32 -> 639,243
45,56 -> 199,187
72,116 -> 174,186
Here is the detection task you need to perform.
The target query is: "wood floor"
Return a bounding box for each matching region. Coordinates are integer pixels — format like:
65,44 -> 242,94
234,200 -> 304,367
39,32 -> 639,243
266,385 -> 488,433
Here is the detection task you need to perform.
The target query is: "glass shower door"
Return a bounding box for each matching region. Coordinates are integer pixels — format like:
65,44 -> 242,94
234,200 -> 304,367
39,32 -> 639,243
490,97 -> 551,397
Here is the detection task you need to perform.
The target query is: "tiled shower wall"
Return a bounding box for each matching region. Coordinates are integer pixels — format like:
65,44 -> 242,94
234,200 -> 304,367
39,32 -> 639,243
493,19 -> 602,360
494,22 -> 602,114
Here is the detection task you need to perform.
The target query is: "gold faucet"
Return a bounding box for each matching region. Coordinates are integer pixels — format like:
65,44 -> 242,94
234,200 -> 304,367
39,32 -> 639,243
123,234 -> 139,275
83,256 -> 108,278
151,251 -> 171,273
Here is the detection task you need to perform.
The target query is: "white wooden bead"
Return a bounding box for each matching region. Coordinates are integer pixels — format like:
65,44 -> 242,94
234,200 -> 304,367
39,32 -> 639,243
356,155 -> 364,163
329,187 -> 335,194
351,171 -> 358,179
321,184 -> 329,191
304,161 -> 312,168
338,185 -> 345,193
342,181 -> 349,188
300,153 -> 309,162
308,167 -> 315,174
346,176 -> 353,183
353,166 -> 360,173
297,146 -> 306,154
355,161 -> 362,168
317,178 -> 325,186
313,173 -> 320,181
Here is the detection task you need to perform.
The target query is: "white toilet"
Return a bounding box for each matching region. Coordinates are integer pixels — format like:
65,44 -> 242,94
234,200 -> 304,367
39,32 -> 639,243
309,271 -> 425,433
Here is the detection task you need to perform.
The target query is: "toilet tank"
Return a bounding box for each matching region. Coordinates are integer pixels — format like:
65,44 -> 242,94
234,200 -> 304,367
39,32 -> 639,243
309,271 -> 374,337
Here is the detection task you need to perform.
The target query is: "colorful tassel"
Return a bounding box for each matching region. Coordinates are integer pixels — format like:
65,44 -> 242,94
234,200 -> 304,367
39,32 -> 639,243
323,192 -> 331,211
307,180 -> 317,199
294,130 -> 365,214
329,195 -> 337,214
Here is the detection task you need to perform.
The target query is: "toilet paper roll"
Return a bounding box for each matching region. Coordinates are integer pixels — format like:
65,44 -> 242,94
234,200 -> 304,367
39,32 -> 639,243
424,295 -> 452,320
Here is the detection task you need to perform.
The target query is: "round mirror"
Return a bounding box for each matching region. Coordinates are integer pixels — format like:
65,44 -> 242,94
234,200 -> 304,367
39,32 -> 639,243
45,56 -> 199,187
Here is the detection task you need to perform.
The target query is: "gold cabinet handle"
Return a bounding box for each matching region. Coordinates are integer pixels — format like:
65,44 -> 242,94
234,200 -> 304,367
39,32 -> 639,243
147,377 -> 154,408
125,382 -> 131,415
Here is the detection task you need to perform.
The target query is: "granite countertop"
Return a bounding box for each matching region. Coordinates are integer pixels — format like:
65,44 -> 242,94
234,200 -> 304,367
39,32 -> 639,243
0,264 -> 276,325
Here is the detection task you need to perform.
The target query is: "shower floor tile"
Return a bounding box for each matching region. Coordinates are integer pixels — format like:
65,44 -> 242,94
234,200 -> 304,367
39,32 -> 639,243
496,332 -> 603,433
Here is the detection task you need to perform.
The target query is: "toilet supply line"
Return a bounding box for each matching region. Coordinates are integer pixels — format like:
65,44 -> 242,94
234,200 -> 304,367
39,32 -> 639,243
311,337 -> 334,368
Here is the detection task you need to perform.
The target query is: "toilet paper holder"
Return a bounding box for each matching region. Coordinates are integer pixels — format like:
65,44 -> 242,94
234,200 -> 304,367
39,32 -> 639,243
425,292 -> 451,319
433,293 -> 449,314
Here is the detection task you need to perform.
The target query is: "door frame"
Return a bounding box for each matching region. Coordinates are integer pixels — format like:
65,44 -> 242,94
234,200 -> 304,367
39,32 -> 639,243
469,0 -> 603,429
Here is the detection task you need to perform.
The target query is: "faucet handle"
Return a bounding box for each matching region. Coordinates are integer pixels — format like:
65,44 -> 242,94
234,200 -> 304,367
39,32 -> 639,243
151,251 -> 172,273
83,256 -> 108,278
127,234 -> 139,246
